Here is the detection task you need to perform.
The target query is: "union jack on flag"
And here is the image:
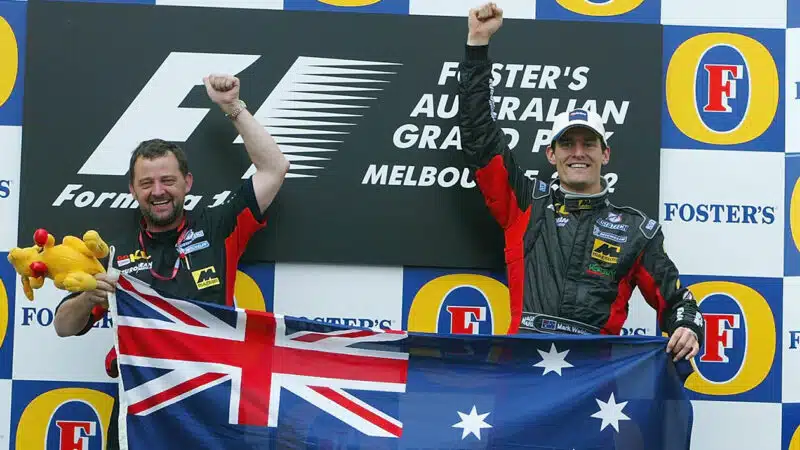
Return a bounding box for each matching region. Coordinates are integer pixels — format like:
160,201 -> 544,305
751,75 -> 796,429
110,273 -> 696,450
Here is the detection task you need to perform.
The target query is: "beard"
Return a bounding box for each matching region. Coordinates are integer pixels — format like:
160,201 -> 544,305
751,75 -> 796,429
141,197 -> 183,228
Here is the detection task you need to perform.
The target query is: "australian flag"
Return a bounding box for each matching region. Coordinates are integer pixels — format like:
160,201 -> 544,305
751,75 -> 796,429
110,273 -> 695,449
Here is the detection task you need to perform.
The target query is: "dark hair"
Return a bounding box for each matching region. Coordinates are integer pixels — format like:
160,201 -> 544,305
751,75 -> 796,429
128,139 -> 190,184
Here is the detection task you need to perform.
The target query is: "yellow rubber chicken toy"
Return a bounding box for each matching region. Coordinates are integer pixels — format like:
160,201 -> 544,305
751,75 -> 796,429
7,228 -> 109,301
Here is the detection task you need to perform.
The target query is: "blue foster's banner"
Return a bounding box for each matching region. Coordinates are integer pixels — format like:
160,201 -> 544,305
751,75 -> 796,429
109,274 -> 694,450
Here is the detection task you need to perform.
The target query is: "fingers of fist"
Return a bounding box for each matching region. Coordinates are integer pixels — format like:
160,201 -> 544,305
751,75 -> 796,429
471,2 -> 502,21
85,290 -> 110,305
94,279 -> 115,294
203,74 -> 239,93
95,272 -> 118,285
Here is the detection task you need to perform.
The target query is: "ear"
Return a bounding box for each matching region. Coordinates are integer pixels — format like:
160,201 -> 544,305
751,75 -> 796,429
546,145 -> 557,165
129,182 -> 134,195
602,146 -> 611,165
185,172 -> 194,192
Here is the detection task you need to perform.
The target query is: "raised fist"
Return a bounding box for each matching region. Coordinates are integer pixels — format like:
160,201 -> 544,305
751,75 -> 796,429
468,2 -> 503,46
203,74 -> 240,107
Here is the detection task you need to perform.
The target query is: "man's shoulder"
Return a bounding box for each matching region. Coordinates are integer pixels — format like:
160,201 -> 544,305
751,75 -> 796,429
194,178 -> 261,220
605,202 -> 660,240
186,202 -> 228,235
531,176 -> 551,200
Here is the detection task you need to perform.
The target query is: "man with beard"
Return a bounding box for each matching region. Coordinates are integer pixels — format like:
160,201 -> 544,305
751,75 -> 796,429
52,73 -> 289,448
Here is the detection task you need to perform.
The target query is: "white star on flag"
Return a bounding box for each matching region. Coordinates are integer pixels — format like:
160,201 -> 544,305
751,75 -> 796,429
452,405 -> 493,440
533,342 -> 574,375
591,392 -> 631,432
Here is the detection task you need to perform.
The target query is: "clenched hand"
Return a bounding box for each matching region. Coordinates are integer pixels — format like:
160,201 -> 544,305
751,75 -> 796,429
468,2 -> 504,46
666,326 -> 699,362
203,74 -> 241,113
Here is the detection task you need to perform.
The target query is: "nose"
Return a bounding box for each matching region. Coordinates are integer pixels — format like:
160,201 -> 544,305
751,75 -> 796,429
151,182 -> 167,196
571,141 -> 589,157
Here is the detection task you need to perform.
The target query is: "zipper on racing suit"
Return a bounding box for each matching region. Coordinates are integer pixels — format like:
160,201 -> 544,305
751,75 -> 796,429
557,209 -> 593,318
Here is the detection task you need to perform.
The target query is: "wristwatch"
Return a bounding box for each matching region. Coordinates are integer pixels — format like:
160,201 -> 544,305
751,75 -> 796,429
225,99 -> 247,120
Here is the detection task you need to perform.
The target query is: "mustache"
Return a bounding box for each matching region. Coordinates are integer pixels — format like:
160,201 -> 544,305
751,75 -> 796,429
147,195 -> 173,203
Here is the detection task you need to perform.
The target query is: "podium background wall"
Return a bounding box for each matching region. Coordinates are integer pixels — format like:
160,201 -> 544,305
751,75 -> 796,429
0,0 -> 796,448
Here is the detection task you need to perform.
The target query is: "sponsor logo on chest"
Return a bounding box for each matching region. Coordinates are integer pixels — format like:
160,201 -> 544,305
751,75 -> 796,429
586,262 -> 616,279
592,225 -> 627,243
596,218 -> 629,232
117,250 -> 150,268
179,228 -> 210,255
192,266 -> 220,290
122,261 -> 153,274
591,238 -> 621,264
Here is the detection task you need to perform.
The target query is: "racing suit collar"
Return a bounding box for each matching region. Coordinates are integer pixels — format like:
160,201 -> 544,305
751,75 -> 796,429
551,177 -> 610,212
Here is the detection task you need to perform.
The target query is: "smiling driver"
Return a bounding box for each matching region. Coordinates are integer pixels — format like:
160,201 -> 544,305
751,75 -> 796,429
456,2 -> 705,363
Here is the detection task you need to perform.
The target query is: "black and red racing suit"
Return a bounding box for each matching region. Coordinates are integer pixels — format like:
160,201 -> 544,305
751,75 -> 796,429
457,44 -> 705,342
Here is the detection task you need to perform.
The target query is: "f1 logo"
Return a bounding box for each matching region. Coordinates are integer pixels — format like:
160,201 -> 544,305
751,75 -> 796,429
703,64 -> 742,113
56,420 -> 96,450
446,306 -> 486,335
700,313 -> 740,363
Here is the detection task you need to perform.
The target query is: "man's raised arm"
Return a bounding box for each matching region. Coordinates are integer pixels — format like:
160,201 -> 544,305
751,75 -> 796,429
458,3 -> 534,230
204,74 -> 290,215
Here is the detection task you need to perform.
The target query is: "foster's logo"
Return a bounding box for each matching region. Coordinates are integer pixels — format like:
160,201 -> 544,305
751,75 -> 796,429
233,268 -> 271,312
316,0 -> 379,5
0,13 -> 18,111
789,330 -> 800,349
0,179 -> 10,198
404,271 -> 510,335
664,202 -> 776,224
683,277 -> 780,401
663,28 -> 782,150
620,327 -> 649,336
0,2 -> 24,125
786,155 -> 800,275
13,385 -> 115,450
536,0 -> 659,24
46,402 -> 103,450
284,0 -> 408,13
0,252 -> 12,378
